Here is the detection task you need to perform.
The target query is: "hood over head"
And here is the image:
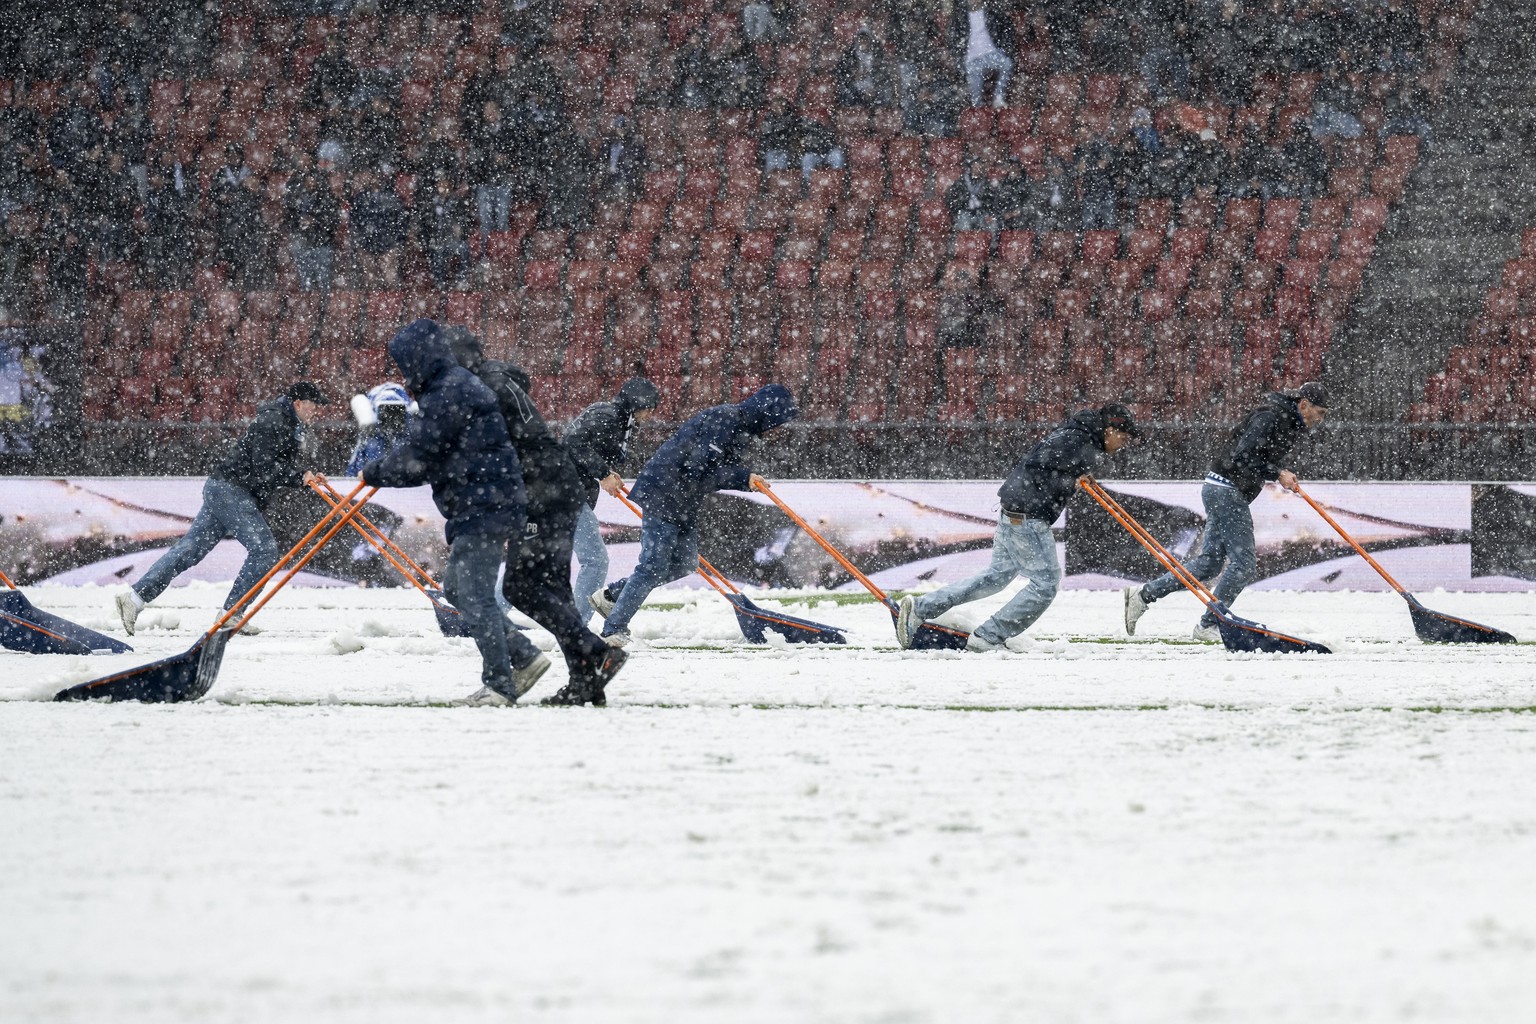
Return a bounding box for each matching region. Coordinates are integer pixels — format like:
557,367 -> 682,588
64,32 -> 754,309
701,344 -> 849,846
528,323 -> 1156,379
441,324 -> 485,375
618,376 -> 660,413
736,383 -> 799,435
388,319 -> 457,393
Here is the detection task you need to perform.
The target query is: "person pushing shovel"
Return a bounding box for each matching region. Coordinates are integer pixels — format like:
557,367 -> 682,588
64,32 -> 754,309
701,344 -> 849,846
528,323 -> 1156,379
116,382 -> 329,635
1124,382 -> 1329,642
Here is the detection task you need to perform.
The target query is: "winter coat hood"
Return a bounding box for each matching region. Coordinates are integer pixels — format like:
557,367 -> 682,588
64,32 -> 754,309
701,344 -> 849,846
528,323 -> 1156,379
735,383 -> 799,436
1263,390 -> 1306,427
388,319 -> 457,393
441,324 -> 484,376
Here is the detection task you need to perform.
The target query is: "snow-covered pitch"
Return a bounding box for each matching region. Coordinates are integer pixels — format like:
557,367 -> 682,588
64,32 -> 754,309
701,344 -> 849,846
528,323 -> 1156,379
5,581 -> 1536,1023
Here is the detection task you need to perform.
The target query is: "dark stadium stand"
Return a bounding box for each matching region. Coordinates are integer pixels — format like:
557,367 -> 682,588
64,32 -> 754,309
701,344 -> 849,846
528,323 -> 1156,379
0,0 -> 1479,471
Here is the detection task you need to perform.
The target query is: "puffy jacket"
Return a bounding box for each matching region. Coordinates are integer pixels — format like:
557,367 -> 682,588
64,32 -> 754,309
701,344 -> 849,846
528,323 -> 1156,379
997,409 -> 1112,524
1211,392 -> 1307,502
628,384 -> 798,527
360,319 -> 524,542
210,397 -> 310,510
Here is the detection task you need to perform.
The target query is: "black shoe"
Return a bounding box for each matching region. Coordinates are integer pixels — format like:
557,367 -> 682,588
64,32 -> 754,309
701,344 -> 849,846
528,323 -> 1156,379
540,648 -> 627,707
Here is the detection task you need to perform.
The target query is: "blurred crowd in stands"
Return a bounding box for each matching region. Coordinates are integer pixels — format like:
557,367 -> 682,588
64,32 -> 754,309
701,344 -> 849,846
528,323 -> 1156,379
0,0 -> 1440,324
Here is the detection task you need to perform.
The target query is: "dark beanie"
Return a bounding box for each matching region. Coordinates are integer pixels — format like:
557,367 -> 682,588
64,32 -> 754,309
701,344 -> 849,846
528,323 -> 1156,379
618,376 -> 660,411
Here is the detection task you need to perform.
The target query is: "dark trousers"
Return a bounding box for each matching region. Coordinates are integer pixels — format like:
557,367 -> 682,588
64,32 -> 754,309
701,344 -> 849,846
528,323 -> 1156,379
445,527 -> 521,688
504,493 -> 608,679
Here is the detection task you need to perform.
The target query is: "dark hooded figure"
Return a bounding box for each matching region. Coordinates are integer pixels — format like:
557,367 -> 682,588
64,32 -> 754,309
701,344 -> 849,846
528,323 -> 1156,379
897,404 -> 1141,653
562,376 -> 662,620
360,319 -> 541,705
444,326 -> 627,706
1126,384 -> 1330,641
593,384 -> 799,646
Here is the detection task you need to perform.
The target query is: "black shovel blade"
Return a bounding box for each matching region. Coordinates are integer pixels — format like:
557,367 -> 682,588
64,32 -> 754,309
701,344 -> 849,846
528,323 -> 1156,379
0,590 -> 132,654
1213,606 -> 1331,655
54,628 -> 234,703
726,593 -> 846,645
3,608 -> 92,655
884,600 -> 972,651
428,589 -> 472,638
1407,598 -> 1514,645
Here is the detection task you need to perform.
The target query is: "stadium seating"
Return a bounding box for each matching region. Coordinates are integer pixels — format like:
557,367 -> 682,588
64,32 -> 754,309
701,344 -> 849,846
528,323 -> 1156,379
34,0 -> 1474,428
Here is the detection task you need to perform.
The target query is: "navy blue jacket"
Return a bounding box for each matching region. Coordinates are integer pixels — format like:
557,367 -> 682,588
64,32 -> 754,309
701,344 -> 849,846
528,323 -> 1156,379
360,320 -> 525,542
629,384 -> 798,527
211,397 -> 309,511
997,409 -> 1113,524
1211,392 -> 1307,503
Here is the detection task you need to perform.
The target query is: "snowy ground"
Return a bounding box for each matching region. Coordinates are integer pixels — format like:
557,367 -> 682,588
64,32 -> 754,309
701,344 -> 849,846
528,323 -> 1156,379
5,580 -> 1536,1023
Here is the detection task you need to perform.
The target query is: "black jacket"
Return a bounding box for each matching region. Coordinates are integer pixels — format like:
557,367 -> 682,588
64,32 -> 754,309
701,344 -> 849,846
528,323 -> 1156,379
211,398 -> 310,510
445,326 -> 588,520
1211,392 -> 1307,502
997,410 -> 1113,524
361,319 -> 525,542
563,396 -> 645,506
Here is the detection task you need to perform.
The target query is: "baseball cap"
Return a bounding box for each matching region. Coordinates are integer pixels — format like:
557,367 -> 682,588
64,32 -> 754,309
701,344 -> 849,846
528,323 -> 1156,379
287,381 -> 331,405
1100,403 -> 1142,438
1295,381 -> 1330,408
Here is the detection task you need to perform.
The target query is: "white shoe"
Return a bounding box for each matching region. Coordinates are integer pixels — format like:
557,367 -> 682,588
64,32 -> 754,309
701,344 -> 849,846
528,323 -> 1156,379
1192,622 -> 1222,643
1123,587 -> 1148,636
965,632 -> 1002,652
511,653 -> 551,698
456,686 -> 512,707
588,589 -> 615,617
601,630 -> 631,649
115,590 -> 142,635
895,595 -> 918,650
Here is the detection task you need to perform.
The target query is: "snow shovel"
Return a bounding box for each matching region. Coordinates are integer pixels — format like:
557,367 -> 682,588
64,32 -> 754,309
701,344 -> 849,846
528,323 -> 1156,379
1294,484 -> 1514,644
54,483 -> 377,703
1080,478 -> 1330,655
0,568 -> 133,655
309,477 -> 470,638
752,480 -> 970,650
613,488 -> 845,644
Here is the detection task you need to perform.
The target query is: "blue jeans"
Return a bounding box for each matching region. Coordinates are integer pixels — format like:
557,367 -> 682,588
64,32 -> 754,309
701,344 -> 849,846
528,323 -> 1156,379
965,50 -> 1014,106
292,245 -> 334,292
602,518 -> 698,635
134,478 -> 279,610
1141,482 -> 1256,624
913,515 -> 1061,645
443,529 -> 540,688
571,503 -> 609,623
475,184 -> 513,235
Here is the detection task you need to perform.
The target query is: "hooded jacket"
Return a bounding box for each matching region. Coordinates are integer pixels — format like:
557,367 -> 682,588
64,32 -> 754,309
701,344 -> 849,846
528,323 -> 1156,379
443,325 -> 586,518
1210,392 -> 1308,503
627,384 -> 798,527
562,378 -> 660,506
360,319 -> 524,542
997,409 -> 1113,524
210,397 -> 310,510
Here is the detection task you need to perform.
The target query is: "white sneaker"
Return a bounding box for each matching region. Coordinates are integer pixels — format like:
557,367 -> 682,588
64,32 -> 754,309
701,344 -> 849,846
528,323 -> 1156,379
1123,587 -> 1148,636
601,629 -> 630,648
588,589 -> 615,617
115,589 -> 142,635
511,653 -> 552,698
965,632 -> 1002,652
895,595 -> 918,650
455,686 -> 512,707
1192,622 -> 1222,643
